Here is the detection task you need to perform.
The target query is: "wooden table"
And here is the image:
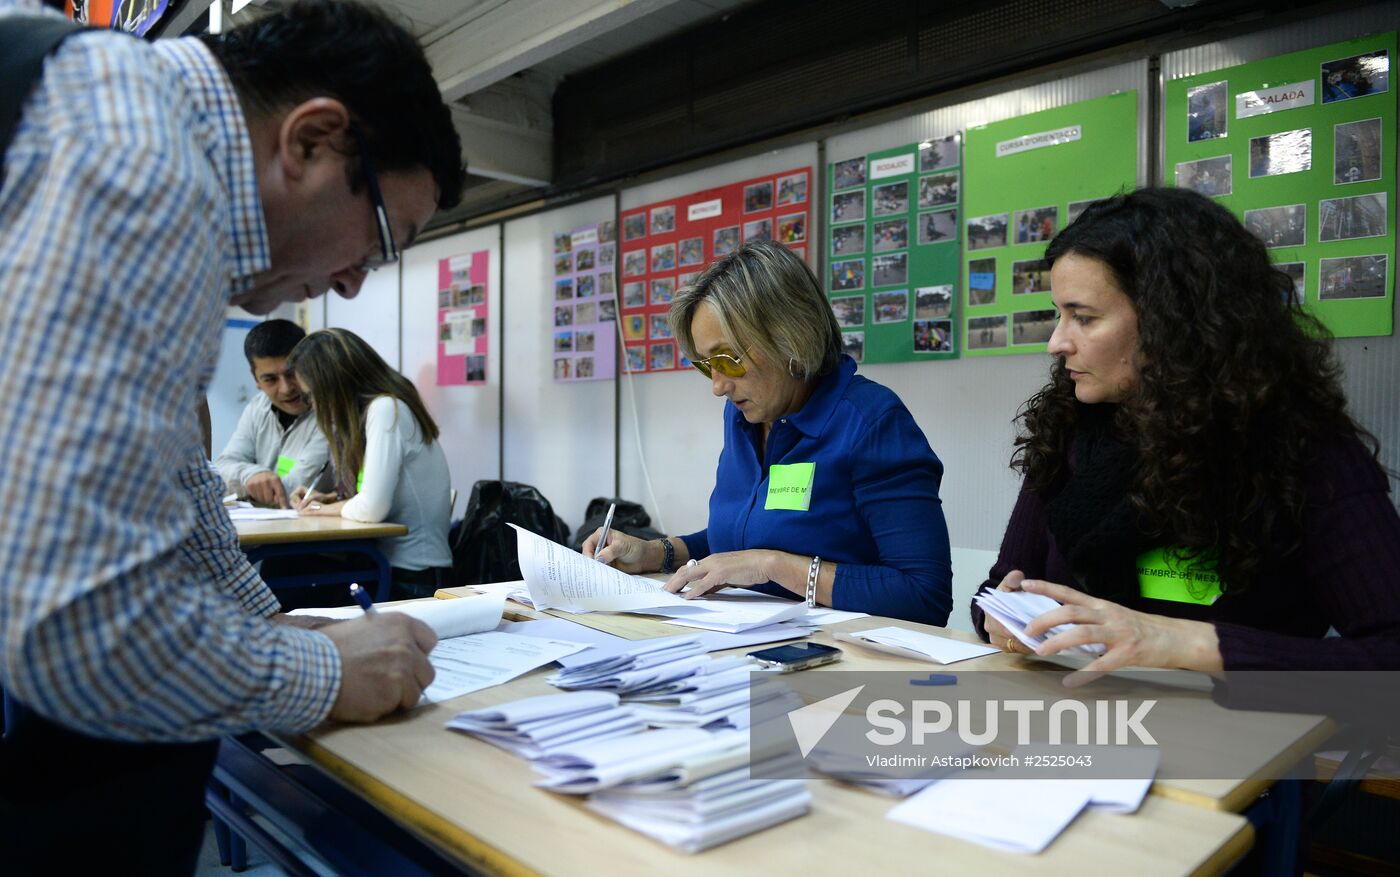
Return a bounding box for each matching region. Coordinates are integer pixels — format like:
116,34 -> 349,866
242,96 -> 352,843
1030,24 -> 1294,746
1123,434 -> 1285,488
206,591 -> 1350,876
235,516 -> 408,601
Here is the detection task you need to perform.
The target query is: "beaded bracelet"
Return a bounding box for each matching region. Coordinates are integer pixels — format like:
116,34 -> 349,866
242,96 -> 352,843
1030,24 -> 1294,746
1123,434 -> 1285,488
659,538 -> 676,574
806,555 -> 822,608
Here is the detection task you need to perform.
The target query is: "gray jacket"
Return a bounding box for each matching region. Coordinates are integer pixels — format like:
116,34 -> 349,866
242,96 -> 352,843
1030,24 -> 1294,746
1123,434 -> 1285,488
215,394 -> 334,498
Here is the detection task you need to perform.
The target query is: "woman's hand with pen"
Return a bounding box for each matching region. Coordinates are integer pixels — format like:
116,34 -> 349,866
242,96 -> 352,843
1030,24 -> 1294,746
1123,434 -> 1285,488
292,485 -> 343,515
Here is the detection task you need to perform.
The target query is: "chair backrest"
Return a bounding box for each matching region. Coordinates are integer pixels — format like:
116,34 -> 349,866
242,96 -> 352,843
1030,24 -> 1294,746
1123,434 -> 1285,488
448,480 -> 571,586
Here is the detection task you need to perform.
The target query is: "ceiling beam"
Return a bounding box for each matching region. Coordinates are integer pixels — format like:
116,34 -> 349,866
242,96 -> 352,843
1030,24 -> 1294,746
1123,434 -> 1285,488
426,0 -> 681,102
450,106 -> 552,187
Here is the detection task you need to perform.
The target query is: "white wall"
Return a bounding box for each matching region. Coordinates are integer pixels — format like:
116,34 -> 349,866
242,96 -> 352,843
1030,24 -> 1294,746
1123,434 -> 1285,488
325,266 -> 402,368
502,197 -> 617,532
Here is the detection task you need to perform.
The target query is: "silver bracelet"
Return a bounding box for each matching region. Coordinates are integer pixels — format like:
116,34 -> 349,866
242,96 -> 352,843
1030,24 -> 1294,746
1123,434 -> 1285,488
806,555 -> 821,608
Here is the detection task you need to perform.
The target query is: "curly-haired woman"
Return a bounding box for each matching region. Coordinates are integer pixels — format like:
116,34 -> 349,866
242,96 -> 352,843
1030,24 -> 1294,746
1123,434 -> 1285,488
973,187 -> 1400,673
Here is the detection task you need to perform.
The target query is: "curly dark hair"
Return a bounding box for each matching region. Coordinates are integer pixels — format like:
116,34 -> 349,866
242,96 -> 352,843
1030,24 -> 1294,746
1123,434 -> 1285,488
1015,186 -> 1374,594
201,0 -> 464,211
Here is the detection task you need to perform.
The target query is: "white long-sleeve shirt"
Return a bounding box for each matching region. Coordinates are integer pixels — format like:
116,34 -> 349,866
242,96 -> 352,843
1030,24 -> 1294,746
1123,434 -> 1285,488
341,396 -> 452,571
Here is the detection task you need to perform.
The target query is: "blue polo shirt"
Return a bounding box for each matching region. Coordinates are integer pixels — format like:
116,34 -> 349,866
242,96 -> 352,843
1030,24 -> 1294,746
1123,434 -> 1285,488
680,355 -> 953,625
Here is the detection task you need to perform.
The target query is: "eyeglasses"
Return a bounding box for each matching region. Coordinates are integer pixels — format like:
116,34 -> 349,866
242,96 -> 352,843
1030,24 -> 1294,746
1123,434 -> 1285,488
691,349 -> 748,379
349,124 -> 398,271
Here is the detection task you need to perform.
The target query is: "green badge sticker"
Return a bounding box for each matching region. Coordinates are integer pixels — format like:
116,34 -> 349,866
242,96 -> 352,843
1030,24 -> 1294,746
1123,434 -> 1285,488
275,455 -> 296,478
1136,546 -> 1223,605
765,462 -> 816,511
356,469 -> 364,493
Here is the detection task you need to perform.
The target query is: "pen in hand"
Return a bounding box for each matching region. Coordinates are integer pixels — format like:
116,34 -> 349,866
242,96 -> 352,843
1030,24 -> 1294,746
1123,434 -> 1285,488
594,502 -> 617,564
349,582 -> 377,616
296,461 -> 331,511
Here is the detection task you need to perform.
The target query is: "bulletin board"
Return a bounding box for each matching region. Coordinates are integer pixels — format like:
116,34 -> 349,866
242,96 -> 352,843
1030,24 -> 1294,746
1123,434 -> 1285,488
825,136 -> 961,363
436,250 -> 489,385
618,167 -> 812,374
549,220 -> 619,382
1164,33 -> 1396,337
961,91 -> 1139,357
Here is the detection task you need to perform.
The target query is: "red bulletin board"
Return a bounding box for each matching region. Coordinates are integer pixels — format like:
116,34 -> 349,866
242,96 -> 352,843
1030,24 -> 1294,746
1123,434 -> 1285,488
618,167 -> 812,374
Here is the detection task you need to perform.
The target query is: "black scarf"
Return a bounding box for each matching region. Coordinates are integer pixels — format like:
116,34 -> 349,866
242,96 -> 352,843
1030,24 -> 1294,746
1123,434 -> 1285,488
1042,405 -> 1154,602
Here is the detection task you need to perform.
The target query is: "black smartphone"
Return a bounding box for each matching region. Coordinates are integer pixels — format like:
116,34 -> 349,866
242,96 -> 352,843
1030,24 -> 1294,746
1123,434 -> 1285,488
747,642 -> 843,673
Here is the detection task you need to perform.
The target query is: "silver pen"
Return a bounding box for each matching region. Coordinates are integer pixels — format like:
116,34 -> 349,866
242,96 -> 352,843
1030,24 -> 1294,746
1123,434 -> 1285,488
595,502 -> 617,563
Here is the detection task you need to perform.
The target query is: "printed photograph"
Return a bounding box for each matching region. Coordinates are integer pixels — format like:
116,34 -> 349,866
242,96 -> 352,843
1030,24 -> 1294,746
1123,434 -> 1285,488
622,314 -> 645,341
553,232 -> 572,254
1319,254 -> 1387,300
871,252 -> 908,287
1011,258 -> 1051,295
1248,128 -> 1312,178
831,295 -> 865,327
831,224 -> 865,257
1175,155 -> 1233,197
743,218 -> 773,242
1321,50 -> 1389,104
830,258 -> 865,291
437,290 -> 451,309
575,302 -> 597,325
678,237 -> 704,267
554,253 -> 572,276
438,323 -> 451,343
833,156 -> 867,190
777,172 -> 809,206
622,281 -> 645,308
466,355 -> 486,383
625,345 -> 646,372
651,242 -> 677,273
872,218 -> 909,253
598,220 -> 616,243
650,277 -> 676,305
1277,261 -> 1305,305
622,250 -> 646,277
576,274 -> 595,298
872,181 -> 910,217
650,204 -> 676,235
1187,80 -> 1228,142
918,172 -> 959,208
967,314 -> 1008,350
714,226 -> 741,257
919,134 -> 958,172
918,209 -> 956,245
1012,309 -> 1057,345
553,358 -> 571,380
598,272 -> 616,296
554,278 -> 574,300
575,248 -> 595,271
623,213 -> 646,241
777,212 -> 807,244
649,315 -> 673,340
466,285 -> 486,306
678,271 -> 700,290
841,331 -> 865,362
967,258 -> 997,306
832,190 -> 866,223
650,342 -> 676,371
1067,199 -> 1097,226
1334,118 -> 1383,184
1244,203 -> 1307,248
599,299 -> 617,321
966,213 -> 1009,251
576,357 -> 595,379
914,285 -> 952,319
913,319 -> 953,353
744,181 -> 775,214
575,330 -> 595,353
1319,192 -> 1387,241
598,242 -> 616,267
872,289 -> 909,323
553,330 -> 573,352
554,305 -> 572,327
1014,206 -> 1059,244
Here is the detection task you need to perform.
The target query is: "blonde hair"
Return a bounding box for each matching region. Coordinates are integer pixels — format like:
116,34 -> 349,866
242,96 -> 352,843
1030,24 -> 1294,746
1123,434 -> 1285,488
285,327 -> 439,490
669,239 -> 841,380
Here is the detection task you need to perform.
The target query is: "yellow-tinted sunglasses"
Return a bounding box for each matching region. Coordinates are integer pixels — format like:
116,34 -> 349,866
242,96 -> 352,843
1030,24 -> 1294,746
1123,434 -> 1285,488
691,349 -> 748,379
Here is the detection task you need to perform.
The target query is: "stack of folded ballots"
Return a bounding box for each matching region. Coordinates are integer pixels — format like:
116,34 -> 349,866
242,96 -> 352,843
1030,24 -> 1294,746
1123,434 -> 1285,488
445,691 -> 642,759
533,728 -> 810,853
973,590 -> 1105,656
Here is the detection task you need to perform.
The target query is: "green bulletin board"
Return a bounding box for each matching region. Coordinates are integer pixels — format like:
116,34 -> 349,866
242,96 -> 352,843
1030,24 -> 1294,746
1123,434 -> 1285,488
961,92 -> 1139,357
826,136 -> 961,364
1164,33 -> 1396,338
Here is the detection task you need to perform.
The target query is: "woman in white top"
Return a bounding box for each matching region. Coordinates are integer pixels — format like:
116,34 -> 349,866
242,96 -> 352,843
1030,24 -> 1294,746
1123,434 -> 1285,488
288,328 -> 453,599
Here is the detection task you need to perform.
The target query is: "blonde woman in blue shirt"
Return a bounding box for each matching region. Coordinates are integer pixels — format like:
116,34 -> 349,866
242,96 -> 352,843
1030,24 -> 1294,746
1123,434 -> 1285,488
585,240 -> 953,625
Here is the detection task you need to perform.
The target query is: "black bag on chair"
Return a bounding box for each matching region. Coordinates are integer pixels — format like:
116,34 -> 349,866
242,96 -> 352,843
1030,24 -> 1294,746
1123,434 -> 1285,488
449,480 -> 571,586
568,497 -> 664,552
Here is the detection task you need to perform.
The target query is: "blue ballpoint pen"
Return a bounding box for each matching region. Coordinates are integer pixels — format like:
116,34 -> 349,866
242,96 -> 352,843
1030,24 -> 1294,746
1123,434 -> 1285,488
595,502 -> 617,563
349,582 -> 377,616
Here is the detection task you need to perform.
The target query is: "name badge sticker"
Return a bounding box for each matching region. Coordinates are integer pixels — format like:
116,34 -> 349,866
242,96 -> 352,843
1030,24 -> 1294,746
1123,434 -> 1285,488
765,462 -> 816,511
1136,546 -> 1224,605
275,455 -> 296,478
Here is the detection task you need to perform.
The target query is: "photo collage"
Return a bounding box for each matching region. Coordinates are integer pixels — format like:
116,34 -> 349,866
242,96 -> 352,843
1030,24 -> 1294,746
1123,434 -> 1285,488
828,134 -> 961,364
960,90 -> 1139,357
1168,34 -> 1395,335
551,221 -> 618,382
619,168 -> 811,374
436,251 -> 489,386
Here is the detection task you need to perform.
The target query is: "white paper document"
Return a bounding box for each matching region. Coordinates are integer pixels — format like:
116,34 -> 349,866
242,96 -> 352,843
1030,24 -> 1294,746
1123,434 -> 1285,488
974,590 -> 1105,656
227,506 -> 300,521
835,626 -> 999,665
422,631 -> 591,703
886,778 -> 1090,853
289,593 -> 506,639
446,691 -> 645,758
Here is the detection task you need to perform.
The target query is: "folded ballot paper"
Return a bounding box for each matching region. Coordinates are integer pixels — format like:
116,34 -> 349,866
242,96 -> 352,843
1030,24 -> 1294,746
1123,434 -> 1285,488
509,524 -> 808,632
446,691 -> 644,759
973,590 -> 1106,657
834,626 -> 1000,665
